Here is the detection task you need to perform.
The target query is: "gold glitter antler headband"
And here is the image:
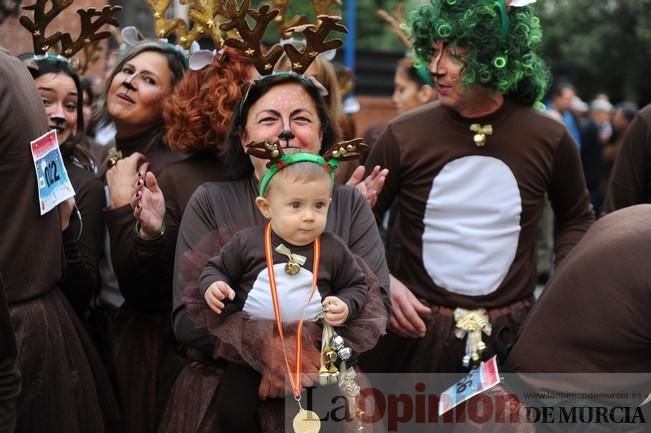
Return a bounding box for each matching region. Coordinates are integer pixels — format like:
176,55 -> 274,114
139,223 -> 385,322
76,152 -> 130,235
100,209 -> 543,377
220,0 -> 285,75
19,0 -> 120,57
145,0 -> 226,49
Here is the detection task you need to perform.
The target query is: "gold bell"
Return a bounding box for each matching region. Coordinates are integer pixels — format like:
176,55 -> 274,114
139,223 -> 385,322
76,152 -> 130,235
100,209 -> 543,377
473,134 -> 486,146
284,261 -> 301,275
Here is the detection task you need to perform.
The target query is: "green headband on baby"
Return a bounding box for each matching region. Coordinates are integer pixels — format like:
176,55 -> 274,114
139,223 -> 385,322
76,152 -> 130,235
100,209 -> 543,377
259,152 -> 339,197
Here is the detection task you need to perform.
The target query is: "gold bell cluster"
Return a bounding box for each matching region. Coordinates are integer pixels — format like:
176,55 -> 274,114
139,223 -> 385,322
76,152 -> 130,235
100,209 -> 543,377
319,332 -> 352,386
454,308 -> 492,368
469,123 -> 493,147
332,142 -> 359,159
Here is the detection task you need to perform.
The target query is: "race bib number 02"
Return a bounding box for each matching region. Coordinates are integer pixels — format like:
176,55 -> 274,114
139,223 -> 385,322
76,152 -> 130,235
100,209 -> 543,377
439,356 -> 501,415
30,130 -> 75,215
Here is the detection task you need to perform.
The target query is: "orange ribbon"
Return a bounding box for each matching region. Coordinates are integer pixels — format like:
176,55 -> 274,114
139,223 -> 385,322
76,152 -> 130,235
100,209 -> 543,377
264,223 -> 321,399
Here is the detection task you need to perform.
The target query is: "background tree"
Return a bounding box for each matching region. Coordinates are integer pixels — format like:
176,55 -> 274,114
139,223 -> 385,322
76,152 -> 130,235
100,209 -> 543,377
537,0 -> 651,105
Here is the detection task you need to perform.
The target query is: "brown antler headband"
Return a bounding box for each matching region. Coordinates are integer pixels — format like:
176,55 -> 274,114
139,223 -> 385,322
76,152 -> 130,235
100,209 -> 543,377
220,0 -> 347,76
20,0 -> 120,58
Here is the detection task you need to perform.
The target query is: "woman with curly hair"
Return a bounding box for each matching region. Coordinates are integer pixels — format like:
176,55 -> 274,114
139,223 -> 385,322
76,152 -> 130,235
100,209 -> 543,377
362,0 -> 594,374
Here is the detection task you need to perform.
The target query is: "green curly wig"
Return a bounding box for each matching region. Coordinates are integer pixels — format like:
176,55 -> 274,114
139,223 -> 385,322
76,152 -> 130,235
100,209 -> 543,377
409,0 -> 550,108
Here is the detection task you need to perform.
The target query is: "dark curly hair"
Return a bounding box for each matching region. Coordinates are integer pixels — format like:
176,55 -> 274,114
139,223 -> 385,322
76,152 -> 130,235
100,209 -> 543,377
163,47 -> 253,154
410,0 -> 550,107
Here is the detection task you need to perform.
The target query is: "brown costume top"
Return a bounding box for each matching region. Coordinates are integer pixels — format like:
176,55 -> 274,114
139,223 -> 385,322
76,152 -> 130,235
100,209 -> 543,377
62,162 -> 104,315
174,176 -> 390,357
0,48 -> 63,304
365,99 -> 594,309
200,226 -> 367,323
102,127 -> 185,310
603,104 -> 651,213
114,151 -> 235,311
0,46 -> 118,433
0,274 -> 19,433
507,205 -> 651,396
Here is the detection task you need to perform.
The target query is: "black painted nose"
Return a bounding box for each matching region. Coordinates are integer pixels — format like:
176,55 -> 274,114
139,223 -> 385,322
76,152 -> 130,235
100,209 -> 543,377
278,129 -> 295,141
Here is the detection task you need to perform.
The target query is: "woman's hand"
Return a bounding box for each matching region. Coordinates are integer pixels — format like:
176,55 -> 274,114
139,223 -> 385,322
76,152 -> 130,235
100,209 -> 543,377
106,152 -> 145,209
346,165 -> 389,208
131,170 -> 166,239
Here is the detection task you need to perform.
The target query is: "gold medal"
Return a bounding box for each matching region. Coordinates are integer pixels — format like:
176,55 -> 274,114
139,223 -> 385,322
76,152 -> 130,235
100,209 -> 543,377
293,409 -> 321,433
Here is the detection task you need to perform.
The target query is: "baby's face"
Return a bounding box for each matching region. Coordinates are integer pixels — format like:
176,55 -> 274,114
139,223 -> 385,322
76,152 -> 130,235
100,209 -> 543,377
265,175 -> 331,246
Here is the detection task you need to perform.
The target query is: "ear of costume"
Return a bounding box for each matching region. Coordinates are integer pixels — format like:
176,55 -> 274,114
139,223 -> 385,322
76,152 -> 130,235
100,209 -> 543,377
19,0 -> 121,68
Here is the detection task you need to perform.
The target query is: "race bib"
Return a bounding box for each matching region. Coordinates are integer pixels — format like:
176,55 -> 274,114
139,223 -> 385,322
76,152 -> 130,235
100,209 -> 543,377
30,130 -> 75,215
439,356 -> 501,415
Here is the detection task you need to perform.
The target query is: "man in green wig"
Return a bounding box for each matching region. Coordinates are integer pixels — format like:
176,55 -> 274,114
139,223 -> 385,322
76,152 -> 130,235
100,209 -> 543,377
363,0 -> 594,373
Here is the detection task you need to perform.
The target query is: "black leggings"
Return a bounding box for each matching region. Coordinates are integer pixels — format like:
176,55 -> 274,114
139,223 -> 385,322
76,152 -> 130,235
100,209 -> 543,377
216,362 -> 262,433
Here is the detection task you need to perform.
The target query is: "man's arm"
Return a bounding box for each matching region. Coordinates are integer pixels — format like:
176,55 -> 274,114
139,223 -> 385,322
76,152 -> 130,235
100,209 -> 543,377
549,130 -> 595,265
603,106 -> 651,213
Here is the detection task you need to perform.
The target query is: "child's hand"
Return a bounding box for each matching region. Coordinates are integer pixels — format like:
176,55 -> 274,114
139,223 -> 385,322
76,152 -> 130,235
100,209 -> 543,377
322,296 -> 349,326
204,281 -> 235,314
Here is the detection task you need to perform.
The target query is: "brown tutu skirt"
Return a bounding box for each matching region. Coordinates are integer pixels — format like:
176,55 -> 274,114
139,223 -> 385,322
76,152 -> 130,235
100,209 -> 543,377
10,287 -> 120,433
159,360 -> 386,433
159,257 -> 388,433
360,299 -> 532,374
107,308 -> 185,433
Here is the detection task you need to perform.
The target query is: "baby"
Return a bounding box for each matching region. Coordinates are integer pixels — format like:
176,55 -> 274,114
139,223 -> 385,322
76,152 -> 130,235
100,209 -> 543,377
200,152 -> 368,432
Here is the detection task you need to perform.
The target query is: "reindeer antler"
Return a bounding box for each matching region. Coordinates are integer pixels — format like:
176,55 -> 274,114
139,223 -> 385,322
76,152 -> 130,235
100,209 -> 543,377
220,0 -> 284,75
19,0 -> 73,55
377,6 -> 411,49
145,0 -> 226,49
185,0 -> 226,48
59,5 -> 121,58
271,0 -> 309,39
322,138 -> 368,162
312,0 -> 341,17
245,140 -> 285,168
283,15 -> 347,74
75,40 -> 102,75
145,0 -> 187,40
